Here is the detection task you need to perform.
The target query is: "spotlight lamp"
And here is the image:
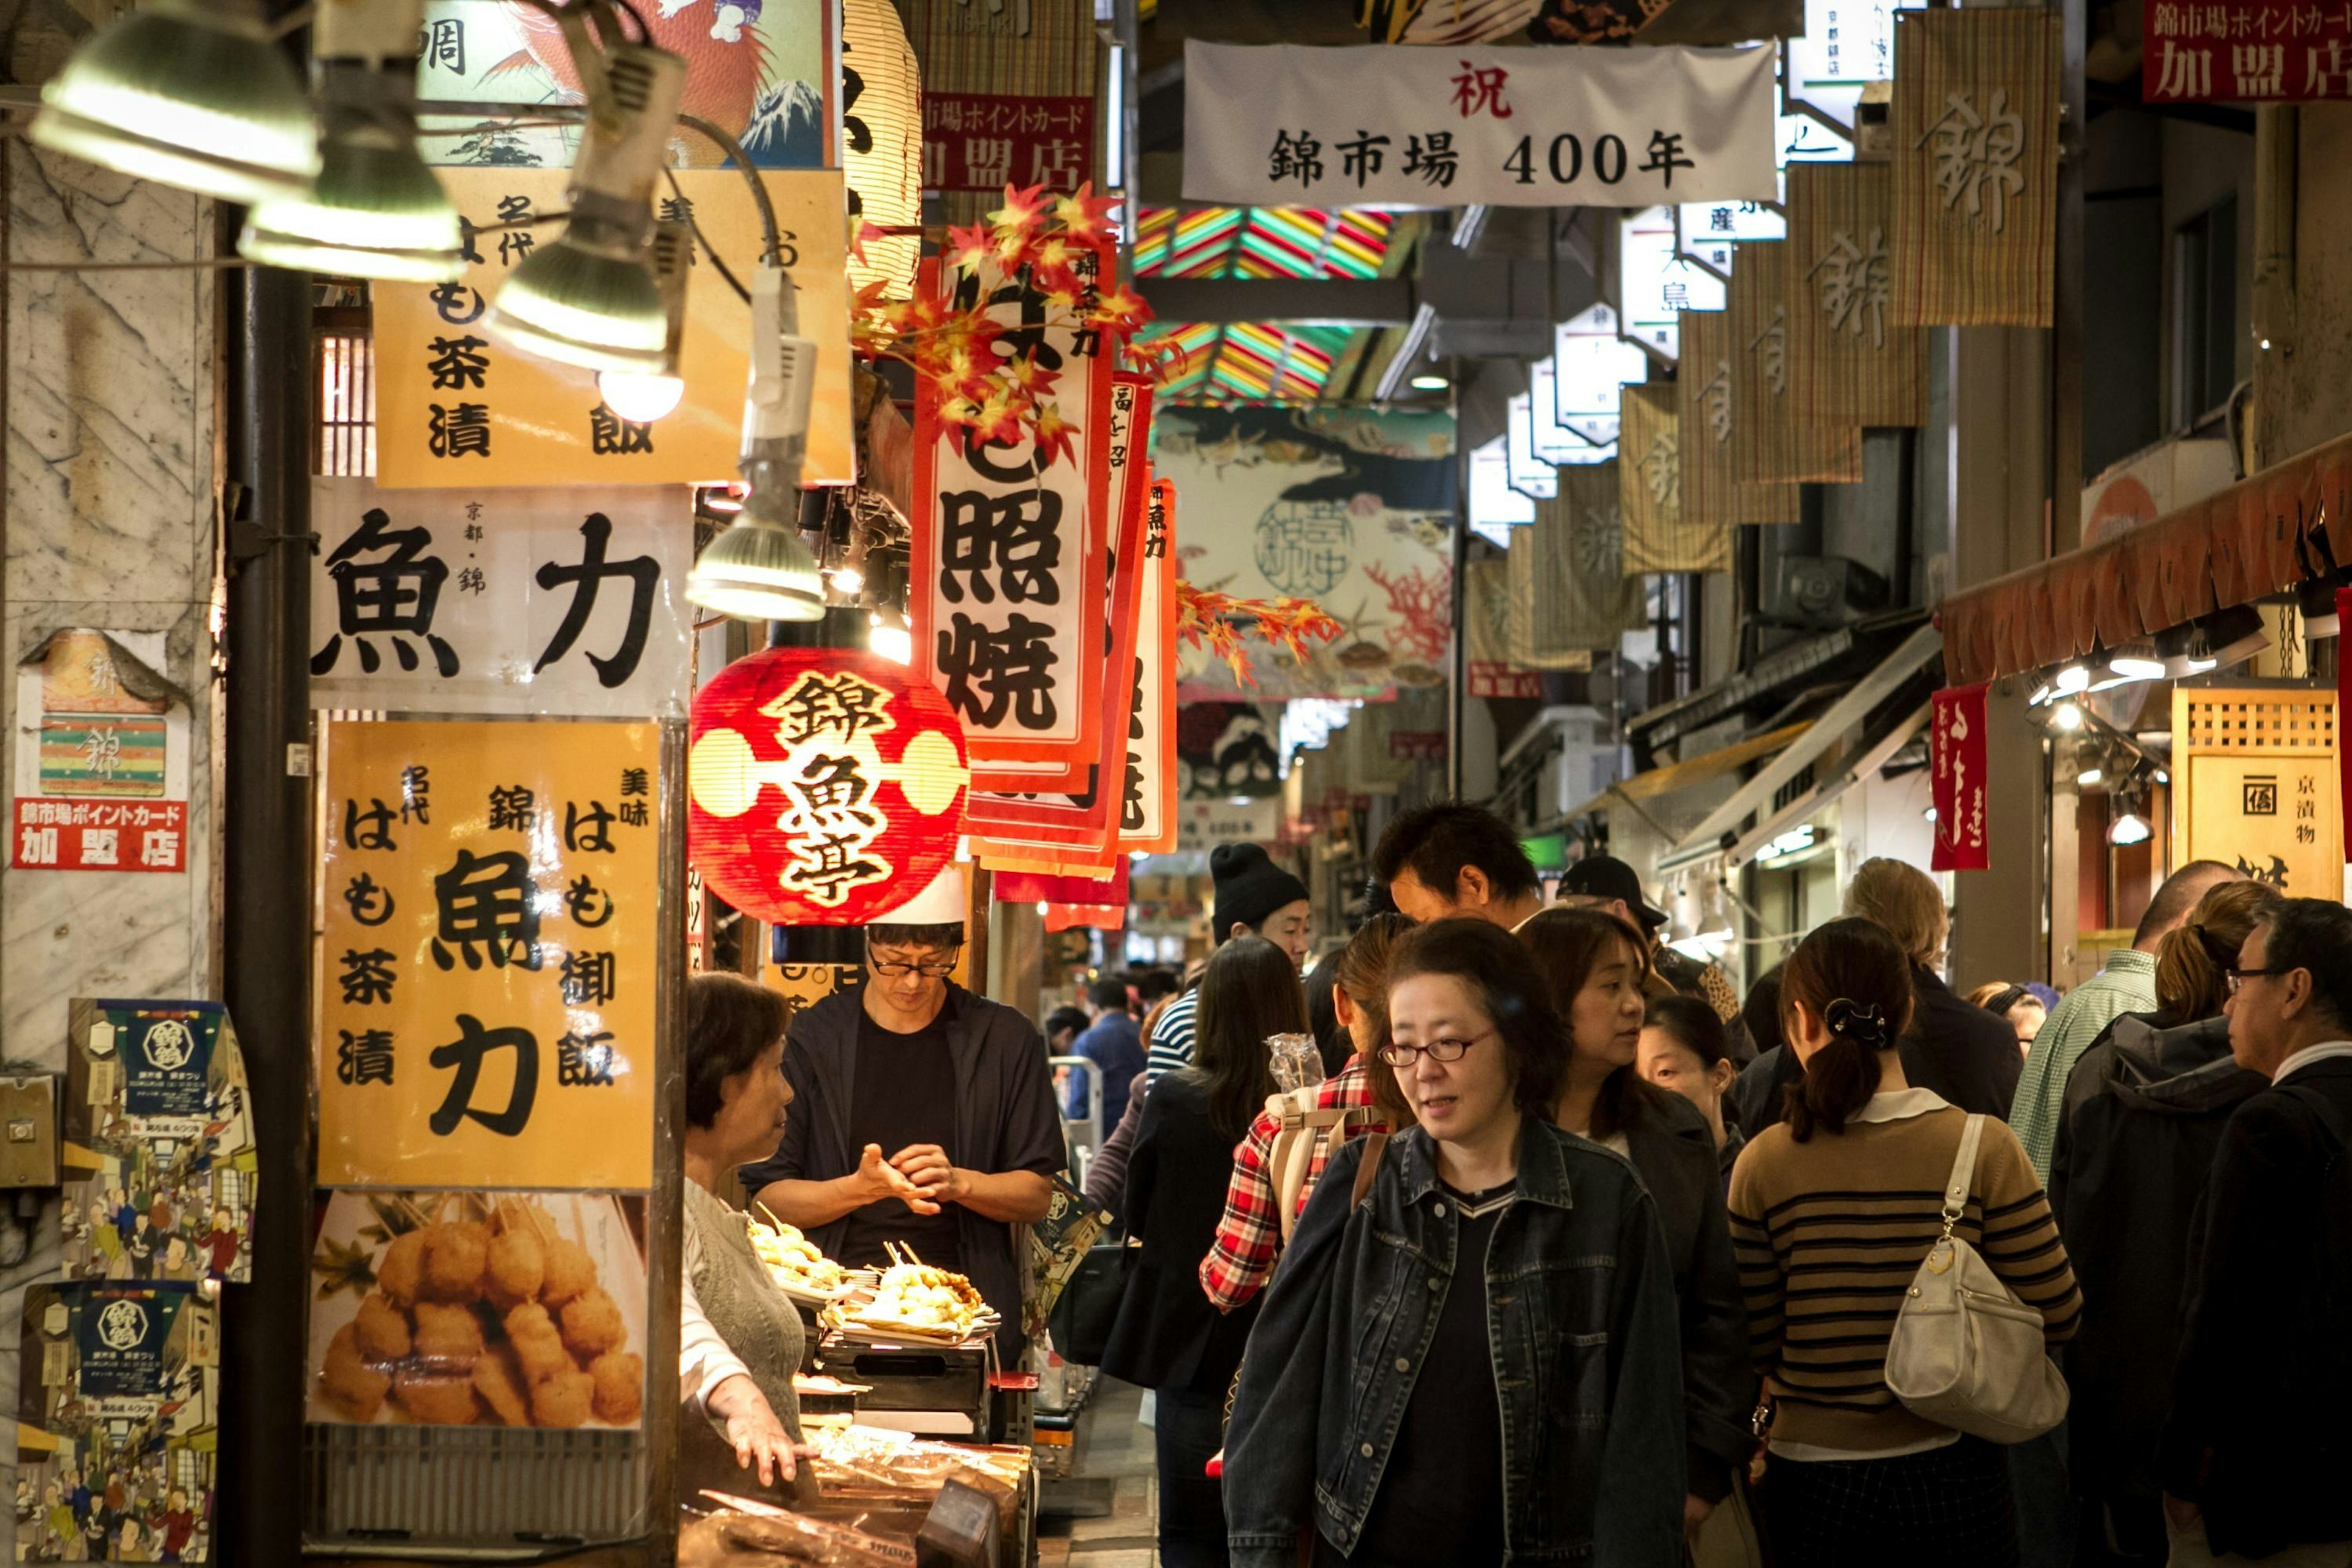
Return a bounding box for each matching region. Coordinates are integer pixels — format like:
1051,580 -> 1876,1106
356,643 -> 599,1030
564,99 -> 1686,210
595,221 -> 692,422
488,40 -> 688,375
2051,701 -> 2084,732
687,263 -> 824,622
238,0 -> 464,283
2054,662 -> 2092,696
2106,639 -> 2167,682
31,0 -> 320,205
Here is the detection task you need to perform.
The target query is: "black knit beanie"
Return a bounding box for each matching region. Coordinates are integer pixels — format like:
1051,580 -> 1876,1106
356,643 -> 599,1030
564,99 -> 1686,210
1210,843 -> 1310,943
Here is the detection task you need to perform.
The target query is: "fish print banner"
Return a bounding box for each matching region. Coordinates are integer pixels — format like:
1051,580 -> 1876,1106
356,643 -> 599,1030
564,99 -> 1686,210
1786,161 -> 1929,428
1620,385 -> 1729,576
911,244 -> 1114,782
1892,7 -> 2062,328
1728,243 -> 1863,486
1512,467 -> 1645,668
1180,39 -> 1778,208
1677,311 -> 1801,529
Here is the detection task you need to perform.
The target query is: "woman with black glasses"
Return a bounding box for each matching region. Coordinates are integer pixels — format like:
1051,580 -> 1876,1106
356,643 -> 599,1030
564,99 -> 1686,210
1223,918 -> 1686,1567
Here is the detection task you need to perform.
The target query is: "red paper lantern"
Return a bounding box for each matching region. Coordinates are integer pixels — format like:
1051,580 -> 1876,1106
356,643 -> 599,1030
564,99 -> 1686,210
688,648 -> 970,925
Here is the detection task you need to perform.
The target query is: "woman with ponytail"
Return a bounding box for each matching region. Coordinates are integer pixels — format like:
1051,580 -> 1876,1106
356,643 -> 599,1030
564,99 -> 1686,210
1728,917 -> 2079,1566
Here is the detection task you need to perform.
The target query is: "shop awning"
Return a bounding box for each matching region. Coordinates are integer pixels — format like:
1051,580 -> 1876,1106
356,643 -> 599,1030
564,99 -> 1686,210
1667,620 -> 1944,856
1562,720 -> 1812,826
1661,698 -> 1931,872
1940,429 -> 2352,687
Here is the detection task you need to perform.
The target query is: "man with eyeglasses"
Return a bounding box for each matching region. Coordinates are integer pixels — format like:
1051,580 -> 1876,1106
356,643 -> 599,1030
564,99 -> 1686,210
743,865 -> 1063,1357
2160,899 -> 2352,1567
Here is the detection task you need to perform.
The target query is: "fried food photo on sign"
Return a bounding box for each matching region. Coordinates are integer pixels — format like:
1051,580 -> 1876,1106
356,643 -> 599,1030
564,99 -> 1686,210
314,1194 -> 643,1428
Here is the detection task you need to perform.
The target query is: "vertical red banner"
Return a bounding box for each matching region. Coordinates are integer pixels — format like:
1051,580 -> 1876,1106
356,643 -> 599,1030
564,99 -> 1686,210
2337,588 -> 2352,859
1932,682 -> 1992,871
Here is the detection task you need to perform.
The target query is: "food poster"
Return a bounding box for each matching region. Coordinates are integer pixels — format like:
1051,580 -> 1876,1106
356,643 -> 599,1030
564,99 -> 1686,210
61,1000 -> 257,1286
308,1189 -> 648,1431
17,1283 -> 218,1563
315,720 -> 659,1191
11,628 -> 192,874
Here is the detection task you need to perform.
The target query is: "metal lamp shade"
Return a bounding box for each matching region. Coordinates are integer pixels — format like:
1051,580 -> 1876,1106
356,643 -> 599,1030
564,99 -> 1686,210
31,4 -> 320,205
239,126 -> 462,282
486,239 -> 669,377
686,515 -> 826,622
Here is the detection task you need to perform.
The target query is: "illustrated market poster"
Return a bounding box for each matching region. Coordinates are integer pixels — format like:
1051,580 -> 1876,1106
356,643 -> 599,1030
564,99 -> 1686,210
308,1188 -> 647,1430
1148,407 -> 1457,701
61,1000 -> 257,1286
315,720 -> 660,1192
17,1282 -> 218,1563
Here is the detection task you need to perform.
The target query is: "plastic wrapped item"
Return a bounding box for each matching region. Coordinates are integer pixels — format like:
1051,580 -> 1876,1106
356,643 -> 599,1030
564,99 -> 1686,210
682,1495 -> 917,1566
1267,1033 -> 1324,1095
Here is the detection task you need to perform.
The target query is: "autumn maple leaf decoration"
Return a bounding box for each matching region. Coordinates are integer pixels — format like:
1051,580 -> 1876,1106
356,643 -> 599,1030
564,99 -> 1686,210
853,181 -> 1180,470
1175,584 -> 1344,688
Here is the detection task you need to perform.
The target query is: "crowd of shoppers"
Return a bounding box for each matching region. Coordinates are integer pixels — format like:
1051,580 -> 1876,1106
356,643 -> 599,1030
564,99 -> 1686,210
1028,796 -> 2352,1568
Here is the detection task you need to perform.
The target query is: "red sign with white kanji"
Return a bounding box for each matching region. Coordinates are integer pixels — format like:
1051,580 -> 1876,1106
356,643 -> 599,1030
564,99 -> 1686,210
921,92 -> 1098,192
13,799 -> 187,873
2144,0 -> 2352,99
1931,683 -> 1991,872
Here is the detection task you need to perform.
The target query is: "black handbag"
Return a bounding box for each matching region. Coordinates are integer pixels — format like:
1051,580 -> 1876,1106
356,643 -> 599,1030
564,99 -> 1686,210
1047,1241 -> 1133,1366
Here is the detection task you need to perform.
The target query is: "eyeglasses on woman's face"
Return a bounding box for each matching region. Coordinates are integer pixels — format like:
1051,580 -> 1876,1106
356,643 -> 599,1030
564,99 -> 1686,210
1379,1030 -> 1493,1068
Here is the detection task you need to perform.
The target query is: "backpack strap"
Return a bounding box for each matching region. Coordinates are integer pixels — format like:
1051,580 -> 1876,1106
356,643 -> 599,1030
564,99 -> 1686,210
1349,1133 -> 1389,1210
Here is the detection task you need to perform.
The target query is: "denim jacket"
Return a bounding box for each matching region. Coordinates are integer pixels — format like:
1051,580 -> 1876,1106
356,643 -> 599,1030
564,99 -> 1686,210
1223,1117 -> 1687,1567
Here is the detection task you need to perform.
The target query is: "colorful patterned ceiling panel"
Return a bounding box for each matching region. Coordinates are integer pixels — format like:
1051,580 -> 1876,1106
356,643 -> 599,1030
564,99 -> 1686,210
1133,206 -> 1396,403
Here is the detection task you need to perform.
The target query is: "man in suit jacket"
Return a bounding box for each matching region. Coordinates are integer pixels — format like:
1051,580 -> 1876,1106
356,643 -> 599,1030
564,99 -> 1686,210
2160,897 -> 2352,1566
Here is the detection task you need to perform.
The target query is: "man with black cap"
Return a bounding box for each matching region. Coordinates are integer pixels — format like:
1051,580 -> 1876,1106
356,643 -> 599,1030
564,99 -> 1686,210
1561,854 -> 1742,1022
1143,842 -> 1312,1088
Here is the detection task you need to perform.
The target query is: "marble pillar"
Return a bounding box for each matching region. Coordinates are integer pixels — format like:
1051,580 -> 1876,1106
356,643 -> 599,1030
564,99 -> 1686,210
0,138 -> 222,1551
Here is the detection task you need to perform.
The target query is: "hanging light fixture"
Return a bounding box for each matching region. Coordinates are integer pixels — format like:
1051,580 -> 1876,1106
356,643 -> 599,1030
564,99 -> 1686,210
2053,662 -> 2092,696
687,262 -> 824,621
595,221 -> 692,422
2051,701 -> 2084,731
488,40 -> 687,375
29,0 -> 320,205
238,0 -> 463,282
2297,575 -> 2345,639
2106,639 -> 2167,681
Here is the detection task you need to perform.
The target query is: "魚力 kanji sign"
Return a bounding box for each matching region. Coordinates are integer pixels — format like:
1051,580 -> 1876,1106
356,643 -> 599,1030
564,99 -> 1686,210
317,720 -> 660,1189
372,168 -> 854,488
308,480 -> 692,718
1180,40 -> 1777,208
12,630 -> 190,875
2144,0 -> 2352,99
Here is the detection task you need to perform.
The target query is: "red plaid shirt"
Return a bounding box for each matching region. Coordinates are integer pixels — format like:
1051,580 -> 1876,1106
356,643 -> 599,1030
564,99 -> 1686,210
1199,1060 -> 1390,1312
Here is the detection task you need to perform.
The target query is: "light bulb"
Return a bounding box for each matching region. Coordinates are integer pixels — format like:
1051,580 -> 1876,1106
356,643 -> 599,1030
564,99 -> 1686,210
597,370 -> 686,423
2054,663 -> 2091,695
868,620 -> 912,663
2076,766 -> 2103,786
2109,811 -> 2152,846
2052,702 -> 2084,731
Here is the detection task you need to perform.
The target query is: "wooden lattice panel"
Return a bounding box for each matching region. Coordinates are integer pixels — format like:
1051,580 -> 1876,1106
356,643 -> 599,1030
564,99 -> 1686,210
2177,692 -> 2338,755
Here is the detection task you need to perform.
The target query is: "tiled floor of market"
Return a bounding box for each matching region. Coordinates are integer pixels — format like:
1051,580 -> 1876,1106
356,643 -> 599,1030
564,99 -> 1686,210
1038,1379 -> 1159,1567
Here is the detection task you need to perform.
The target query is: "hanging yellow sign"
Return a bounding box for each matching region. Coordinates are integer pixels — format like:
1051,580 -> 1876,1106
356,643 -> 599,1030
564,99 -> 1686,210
2172,687 -> 2343,899
373,167 -> 854,489
317,719 -> 661,1190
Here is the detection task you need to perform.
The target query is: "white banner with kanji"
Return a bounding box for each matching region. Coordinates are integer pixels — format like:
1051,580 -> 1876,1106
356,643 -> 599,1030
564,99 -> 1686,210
308,478 -> 694,720
1181,39 -> 1777,208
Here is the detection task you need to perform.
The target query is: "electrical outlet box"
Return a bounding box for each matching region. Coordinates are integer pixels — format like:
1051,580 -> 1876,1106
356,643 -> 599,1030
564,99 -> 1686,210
0,1077 -> 59,1188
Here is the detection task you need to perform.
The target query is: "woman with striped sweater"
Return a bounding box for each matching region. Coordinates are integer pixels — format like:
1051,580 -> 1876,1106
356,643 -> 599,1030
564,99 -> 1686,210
1728,917 -> 2079,1567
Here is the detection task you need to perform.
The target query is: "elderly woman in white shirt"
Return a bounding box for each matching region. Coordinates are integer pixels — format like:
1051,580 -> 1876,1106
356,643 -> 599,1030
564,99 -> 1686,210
685,973 -> 919,1496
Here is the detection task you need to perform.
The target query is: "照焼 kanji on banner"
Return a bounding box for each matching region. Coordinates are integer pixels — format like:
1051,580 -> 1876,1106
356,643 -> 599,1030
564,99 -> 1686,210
1932,683 -> 1991,871
1180,39 -> 1777,208
316,720 -> 660,1191
2144,0 -> 2352,100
